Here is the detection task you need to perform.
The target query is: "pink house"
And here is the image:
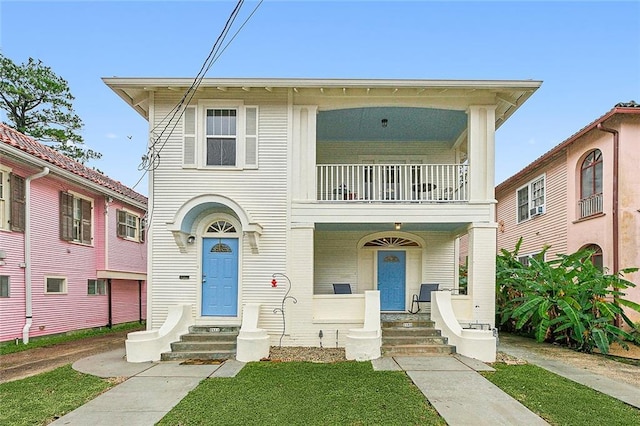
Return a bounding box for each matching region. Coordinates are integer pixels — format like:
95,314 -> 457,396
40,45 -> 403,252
0,124 -> 148,343
495,101 -> 640,323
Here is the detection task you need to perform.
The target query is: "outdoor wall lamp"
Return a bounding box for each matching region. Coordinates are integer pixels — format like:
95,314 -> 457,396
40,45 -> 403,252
381,118 -> 388,128
187,235 -> 196,244
394,222 -> 401,231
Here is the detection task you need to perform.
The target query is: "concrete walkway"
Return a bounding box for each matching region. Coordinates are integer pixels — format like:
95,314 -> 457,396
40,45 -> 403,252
373,355 -> 549,426
51,350 -> 245,425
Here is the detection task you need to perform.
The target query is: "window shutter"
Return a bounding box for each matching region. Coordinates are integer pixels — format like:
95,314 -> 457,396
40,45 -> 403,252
81,199 -> 92,244
139,216 -> 146,243
60,192 -> 73,240
117,209 -> 127,238
245,106 -> 258,167
10,174 -> 25,232
183,106 -> 196,166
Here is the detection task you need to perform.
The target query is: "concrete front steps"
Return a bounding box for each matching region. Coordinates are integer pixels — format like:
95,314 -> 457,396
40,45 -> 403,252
381,313 -> 456,356
160,326 -> 239,361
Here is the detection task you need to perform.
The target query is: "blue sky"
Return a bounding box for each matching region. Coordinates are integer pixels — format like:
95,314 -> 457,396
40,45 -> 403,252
1,1 -> 639,195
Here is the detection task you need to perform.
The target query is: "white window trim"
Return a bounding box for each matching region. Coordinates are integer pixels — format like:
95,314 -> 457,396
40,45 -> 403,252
45,276 -> 68,294
117,208 -> 142,242
67,190 -> 94,245
516,174 -> 546,223
198,100 -> 245,169
0,165 -> 12,231
517,251 -> 545,266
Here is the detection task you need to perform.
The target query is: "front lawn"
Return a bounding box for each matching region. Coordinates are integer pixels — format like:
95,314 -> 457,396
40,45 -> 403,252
158,361 -> 445,425
0,365 -> 113,426
483,363 -> 640,426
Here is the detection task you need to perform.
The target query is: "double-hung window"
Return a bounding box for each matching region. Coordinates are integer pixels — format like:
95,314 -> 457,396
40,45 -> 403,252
117,209 -> 144,242
182,102 -> 258,169
0,167 -> 9,231
60,192 -> 92,244
516,175 -> 545,222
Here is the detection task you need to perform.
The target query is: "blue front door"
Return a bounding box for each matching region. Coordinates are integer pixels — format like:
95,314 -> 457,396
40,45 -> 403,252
378,250 -> 406,311
202,238 -> 238,316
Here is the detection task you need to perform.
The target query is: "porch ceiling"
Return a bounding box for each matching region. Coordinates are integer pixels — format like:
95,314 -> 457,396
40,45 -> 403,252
315,222 -> 467,232
317,107 -> 467,143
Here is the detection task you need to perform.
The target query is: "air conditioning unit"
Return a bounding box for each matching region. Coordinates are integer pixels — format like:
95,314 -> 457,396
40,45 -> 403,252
530,205 -> 545,217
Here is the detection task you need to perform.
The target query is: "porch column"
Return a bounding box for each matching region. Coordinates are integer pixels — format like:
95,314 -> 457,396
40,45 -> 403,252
291,106 -> 318,202
466,223 -> 497,326
287,223 -> 315,340
467,105 -> 497,203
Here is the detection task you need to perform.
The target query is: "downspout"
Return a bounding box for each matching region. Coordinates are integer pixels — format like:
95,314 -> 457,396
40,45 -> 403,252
596,123 -> 619,275
596,123 -> 620,325
22,166 -> 50,344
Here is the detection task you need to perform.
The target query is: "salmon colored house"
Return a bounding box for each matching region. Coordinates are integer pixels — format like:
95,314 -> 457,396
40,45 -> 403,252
496,101 -> 640,323
0,124 -> 148,343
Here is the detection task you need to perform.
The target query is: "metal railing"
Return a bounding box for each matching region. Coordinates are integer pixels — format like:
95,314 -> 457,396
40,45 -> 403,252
316,164 -> 468,202
578,193 -> 603,218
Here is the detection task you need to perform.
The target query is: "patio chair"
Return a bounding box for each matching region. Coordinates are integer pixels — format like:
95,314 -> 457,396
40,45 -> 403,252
333,283 -> 352,294
408,283 -> 439,313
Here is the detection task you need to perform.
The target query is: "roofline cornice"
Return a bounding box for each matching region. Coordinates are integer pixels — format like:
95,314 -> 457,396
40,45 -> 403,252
496,107 -> 640,193
102,77 -> 543,91
1,144 -> 147,210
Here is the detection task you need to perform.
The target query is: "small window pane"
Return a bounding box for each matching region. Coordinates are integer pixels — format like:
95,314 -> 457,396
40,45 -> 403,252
88,279 -> 107,295
207,138 -> 236,166
46,277 -> 65,293
0,276 -> 9,297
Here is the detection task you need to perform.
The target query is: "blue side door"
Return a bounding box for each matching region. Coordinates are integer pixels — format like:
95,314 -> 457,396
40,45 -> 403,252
378,250 -> 406,311
202,238 -> 238,316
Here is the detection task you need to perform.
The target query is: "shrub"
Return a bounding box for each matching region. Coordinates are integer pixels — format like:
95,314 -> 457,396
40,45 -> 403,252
496,238 -> 640,353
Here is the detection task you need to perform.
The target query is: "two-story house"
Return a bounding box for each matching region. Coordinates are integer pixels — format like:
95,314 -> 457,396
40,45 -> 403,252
105,77 -> 540,362
0,124 -> 148,344
496,101 -> 640,324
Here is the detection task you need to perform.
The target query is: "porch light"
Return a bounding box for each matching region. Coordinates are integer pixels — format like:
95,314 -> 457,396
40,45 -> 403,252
381,118 -> 388,128
186,235 -> 196,244
394,222 -> 401,231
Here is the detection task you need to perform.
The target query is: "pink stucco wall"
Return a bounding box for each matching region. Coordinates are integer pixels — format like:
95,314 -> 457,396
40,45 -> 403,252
497,113 -> 640,324
0,159 -> 147,342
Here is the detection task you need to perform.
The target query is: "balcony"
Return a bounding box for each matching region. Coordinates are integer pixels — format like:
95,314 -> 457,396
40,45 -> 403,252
317,164 -> 468,203
578,193 -> 603,218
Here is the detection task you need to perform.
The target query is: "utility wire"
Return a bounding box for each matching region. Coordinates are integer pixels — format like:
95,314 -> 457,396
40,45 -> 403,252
131,0 -> 263,193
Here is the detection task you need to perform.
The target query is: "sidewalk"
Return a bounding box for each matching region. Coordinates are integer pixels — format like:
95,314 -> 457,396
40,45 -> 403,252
50,350 -> 245,425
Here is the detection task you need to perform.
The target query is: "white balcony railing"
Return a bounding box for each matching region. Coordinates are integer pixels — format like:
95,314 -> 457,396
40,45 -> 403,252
317,164 -> 468,202
578,193 -> 603,218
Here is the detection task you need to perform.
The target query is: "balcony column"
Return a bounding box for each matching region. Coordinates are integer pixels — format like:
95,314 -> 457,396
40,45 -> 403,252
291,106 -> 318,202
467,105 -> 497,203
466,222 -> 497,326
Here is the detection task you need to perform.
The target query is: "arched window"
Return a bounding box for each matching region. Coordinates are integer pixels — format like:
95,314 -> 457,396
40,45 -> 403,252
579,150 -> 603,217
364,237 -> 420,247
581,150 -> 602,199
206,220 -> 236,234
583,244 -> 603,271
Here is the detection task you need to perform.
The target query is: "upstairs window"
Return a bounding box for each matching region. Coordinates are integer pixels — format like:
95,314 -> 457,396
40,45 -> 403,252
579,150 -> 603,218
0,167 -> 10,231
117,209 -> 144,242
517,175 -> 545,222
182,103 -> 258,169
60,192 -> 92,244
581,150 -> 603,199
8,172 -> 26,232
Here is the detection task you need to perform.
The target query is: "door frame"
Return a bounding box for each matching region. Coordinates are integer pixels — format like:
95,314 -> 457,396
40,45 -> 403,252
196,213 -> 243,322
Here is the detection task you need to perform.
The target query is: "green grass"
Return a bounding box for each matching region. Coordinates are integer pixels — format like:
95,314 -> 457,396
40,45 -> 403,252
0,365 -> 113,426
483,363 -> 640,426
0,321 -> 144,355
158,361 -> 445,426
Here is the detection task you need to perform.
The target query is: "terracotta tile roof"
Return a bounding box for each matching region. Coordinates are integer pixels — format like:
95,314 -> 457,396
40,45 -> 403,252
0,124 -> 147,206
496,101 -> 640,193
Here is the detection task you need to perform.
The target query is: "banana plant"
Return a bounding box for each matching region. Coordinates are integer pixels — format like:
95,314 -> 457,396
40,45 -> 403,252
496,238 -> 640,353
